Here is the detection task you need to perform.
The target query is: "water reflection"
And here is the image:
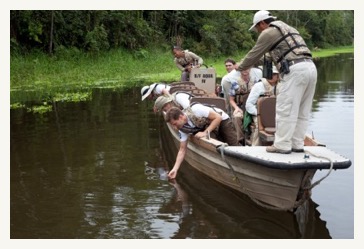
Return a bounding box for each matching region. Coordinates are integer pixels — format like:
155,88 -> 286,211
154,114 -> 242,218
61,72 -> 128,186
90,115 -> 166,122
10,53 -> 353,239
311,53 -> 354,112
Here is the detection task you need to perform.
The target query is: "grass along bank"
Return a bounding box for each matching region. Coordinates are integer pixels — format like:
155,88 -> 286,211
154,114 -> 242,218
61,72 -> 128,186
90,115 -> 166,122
10,46 -> 353,112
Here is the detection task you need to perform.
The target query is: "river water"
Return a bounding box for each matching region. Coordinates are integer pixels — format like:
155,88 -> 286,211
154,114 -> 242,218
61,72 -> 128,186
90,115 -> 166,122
9,53 -> 354,240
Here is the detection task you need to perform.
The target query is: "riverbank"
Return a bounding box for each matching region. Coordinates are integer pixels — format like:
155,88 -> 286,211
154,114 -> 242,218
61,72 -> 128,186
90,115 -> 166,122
10,46 -> 353,110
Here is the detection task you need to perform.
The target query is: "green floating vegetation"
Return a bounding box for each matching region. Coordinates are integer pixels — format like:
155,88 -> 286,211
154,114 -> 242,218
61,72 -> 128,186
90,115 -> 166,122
26,104 -> 53,114
52,91 -> 92,102
10,102 -> 25,110
11,91 -> 93,114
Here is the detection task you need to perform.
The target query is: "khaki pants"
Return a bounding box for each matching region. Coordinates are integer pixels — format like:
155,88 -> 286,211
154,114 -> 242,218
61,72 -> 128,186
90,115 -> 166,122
213,118 -> 240,146
251,116 -> 261,146
232,113 -> 244,143
274,61 -> 317,150
181,71 -> 190,81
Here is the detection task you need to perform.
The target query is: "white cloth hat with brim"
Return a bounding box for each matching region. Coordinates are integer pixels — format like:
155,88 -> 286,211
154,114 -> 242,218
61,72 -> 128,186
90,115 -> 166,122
141,83 -> 158,101
249,10 -> 277,31
154,94 -> 174,112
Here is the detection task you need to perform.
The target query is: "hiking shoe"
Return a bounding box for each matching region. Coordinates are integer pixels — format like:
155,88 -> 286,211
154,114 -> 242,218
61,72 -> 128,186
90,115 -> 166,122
266,145 -> 291,154
292,148 -> 304,153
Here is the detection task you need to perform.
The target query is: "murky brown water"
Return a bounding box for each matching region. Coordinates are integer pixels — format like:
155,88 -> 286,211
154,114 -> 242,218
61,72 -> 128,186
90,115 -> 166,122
10,53 -> 354,239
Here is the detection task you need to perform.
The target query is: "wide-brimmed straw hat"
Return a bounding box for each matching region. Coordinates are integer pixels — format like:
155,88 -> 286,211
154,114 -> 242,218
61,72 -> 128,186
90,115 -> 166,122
141,83 -> 158,101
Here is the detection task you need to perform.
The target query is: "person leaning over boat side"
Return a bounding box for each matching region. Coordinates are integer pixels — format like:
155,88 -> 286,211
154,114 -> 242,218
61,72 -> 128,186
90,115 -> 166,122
172,46 -> 204,81
221,67 -> 254,144
165,105 -> 239,179
154,91 -> 192,113
141,83 -> 172,112
237,10 -> 317,154
245,65 -> 280,146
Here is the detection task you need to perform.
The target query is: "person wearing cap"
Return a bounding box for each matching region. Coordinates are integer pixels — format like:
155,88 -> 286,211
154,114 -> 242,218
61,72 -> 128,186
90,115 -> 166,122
245,65 -> 280,146
165,105 -> 239,179
154,92 -> 192,113
238,10 -> 317,154
141,83 -> 171,102
172,46 -> 204,81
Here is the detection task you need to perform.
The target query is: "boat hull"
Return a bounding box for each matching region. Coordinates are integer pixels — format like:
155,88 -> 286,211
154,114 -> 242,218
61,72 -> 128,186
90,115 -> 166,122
163,122 -> 317,211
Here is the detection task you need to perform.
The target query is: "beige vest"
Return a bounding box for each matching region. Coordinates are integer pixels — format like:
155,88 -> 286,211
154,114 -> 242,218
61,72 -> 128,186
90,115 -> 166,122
268,21 -> 312,65
180,104 -> 221,134
261,78 -> 276,96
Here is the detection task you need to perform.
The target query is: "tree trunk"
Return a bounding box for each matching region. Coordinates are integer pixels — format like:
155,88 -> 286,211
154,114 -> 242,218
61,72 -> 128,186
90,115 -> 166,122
48,10 -> 54,54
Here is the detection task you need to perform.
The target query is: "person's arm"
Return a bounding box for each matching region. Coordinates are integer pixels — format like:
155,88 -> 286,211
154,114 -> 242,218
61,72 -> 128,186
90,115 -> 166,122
229,96 -> 243,116
195,110 -> 222,139
161,87 -> 169,95
187,51 -> 203,67
238,28 -> 280,71
174,58 -> 185,72
245,84 -> 262,116
168,140 -> 188,179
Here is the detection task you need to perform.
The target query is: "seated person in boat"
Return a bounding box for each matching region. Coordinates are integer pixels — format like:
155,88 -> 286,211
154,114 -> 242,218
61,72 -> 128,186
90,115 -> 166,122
216,58 -> 237,97
221,67 -> 254,143
154,92 -> 193,113
172,46 -> 203,81
224,58 -> 237,74
245,65 -> 279,146
249,61 -> 263,84
141,83 -> 171,101
165,105 -> 239,179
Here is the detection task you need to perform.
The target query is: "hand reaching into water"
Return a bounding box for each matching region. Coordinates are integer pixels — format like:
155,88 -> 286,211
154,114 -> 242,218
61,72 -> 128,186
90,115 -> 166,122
168,168 -> 177,179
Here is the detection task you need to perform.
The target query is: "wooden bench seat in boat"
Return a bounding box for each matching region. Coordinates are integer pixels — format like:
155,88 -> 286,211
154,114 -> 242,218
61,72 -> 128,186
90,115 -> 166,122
190,96 -> 227,111
170,86 -> 208,96
169,81 -> 196,87
257,96 -> 276,145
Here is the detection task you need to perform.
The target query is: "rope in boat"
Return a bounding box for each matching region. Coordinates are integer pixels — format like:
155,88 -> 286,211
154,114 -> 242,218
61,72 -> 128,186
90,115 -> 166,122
219,143 -> 288,211
292,170 -> 314,208
219,143 -> 240,182
292,150 -> 335,208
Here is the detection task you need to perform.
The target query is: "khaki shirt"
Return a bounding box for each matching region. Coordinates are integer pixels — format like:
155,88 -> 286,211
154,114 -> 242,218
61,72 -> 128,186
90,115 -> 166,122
238,22 -> 308,71
174,50 -> 204,72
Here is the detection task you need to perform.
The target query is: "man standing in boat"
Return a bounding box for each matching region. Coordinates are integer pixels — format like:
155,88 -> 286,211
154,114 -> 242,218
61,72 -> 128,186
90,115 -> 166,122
172,46 -> 204,81
165,105 -> 239,179
238,10 -> 317,154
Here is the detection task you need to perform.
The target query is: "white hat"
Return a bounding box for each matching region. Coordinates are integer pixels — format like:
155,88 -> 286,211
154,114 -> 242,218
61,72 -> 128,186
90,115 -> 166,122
141,83 -> 158,101
154,94 -> 174,112
249,10 -> 277,31
272,65 -> 279,74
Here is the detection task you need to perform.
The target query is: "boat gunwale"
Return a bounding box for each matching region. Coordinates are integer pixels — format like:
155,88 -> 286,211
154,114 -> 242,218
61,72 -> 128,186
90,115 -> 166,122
216,146 -> 352,170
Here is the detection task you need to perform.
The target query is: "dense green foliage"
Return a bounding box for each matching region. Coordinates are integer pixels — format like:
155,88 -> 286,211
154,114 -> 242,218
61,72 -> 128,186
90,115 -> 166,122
11,10 -> 354,57
10,10 -> 354,113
